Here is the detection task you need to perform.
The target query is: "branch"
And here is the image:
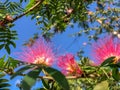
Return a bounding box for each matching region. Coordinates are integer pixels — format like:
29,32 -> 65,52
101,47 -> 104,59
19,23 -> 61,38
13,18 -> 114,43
11,0 -> 44,23
14,73 -> 80,80
38,76 -> 80,80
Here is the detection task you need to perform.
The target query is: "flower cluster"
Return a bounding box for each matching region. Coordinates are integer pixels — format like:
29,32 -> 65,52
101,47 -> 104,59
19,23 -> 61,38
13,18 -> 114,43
18,37 -> 82,76
91,35 -> 120,65
19,38 -> 56,66
18,34 -> 120,76
57,53 -> 82,76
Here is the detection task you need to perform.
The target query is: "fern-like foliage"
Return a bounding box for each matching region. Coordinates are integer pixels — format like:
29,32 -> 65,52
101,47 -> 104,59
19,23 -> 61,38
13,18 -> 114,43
0,55 -> 20,75
0,72 -> 10,90
0,0 -> 24,16
19,0 -> 28,3
0,0 -> 24,54
0,28 -> 17,54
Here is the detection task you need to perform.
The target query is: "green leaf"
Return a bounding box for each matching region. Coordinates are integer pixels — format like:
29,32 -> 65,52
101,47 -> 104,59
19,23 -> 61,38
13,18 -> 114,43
5,45 -> 10,54
20,0 -> 23,3
0,88 -> 9,90
0,83 -> 11,88
21,68 -> 42,90
0,58 -> 5,68
116,62 -> 120,67
7,57 -> 19,68
93,80 -> 109,90
0,79 -> 9,83
25,0 -> 35,10
41,79 -> 50,89
112,67 -> 120,81
0,72 -> 10,90
8,41 -> 16,48
0,44 -> 4,50
43,67 -> 70,90
11,65 -> 33,79
36,88 -> 46,90
101,57 -> 115,66
0,73 -> 5,78
108,62 -> 120,68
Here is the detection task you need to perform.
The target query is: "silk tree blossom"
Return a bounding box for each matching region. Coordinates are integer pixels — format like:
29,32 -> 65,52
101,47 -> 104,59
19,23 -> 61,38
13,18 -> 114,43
91,35 -> 120,65
18,38 -> 56,66
57,53 -> 82,76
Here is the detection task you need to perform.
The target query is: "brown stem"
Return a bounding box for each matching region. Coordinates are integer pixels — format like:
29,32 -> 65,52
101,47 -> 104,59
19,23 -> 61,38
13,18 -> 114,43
38,76 -> 80,80
11,0 -> 44,23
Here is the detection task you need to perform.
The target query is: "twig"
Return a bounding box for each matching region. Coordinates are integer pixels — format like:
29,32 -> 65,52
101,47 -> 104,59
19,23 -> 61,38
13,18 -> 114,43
18,73 -> 80,80
11,0 -> 44,23
101,68 -> 110,79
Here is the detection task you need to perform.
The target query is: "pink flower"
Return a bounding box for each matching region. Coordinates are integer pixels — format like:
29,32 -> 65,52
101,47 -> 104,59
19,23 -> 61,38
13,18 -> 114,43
91,35 -> 120,65
57,53 -> 82,76
18,38 -> 56,66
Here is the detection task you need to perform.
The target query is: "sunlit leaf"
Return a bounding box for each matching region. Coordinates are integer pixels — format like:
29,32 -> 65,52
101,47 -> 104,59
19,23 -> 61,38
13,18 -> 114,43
21,68 -> 42,90
11,65 -> 33,79
41,79 -> 50,89
43,67 -> 70,90
0,79 -> 9,83
0,73 -> 5,78
93,80 -> 109,90
25,0 -> 35,10
0,56 -> 5,68
101,57 -> 115,66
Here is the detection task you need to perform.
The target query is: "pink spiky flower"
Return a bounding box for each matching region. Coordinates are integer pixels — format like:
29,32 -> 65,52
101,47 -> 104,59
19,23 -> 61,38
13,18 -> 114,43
91,35 -> 120,65
57,53 -> 82,76
18,38 -> 56,66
